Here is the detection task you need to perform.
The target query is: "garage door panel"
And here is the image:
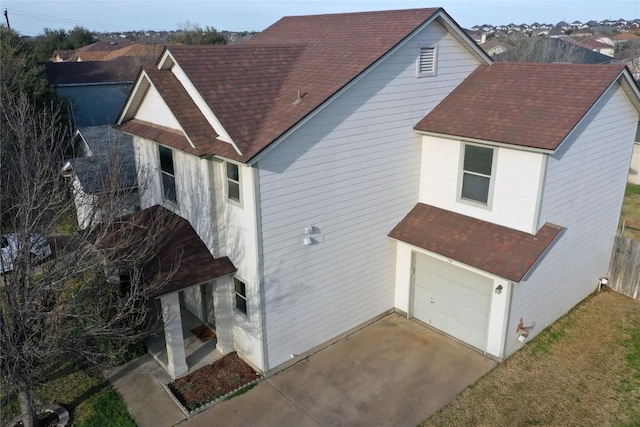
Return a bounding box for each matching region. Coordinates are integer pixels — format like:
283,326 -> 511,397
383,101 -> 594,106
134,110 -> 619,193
412,253 -> 493,351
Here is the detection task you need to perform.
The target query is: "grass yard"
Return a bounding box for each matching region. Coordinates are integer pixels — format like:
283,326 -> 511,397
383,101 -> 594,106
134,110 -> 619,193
421,289 -> 640,426
2,365 -> 136,427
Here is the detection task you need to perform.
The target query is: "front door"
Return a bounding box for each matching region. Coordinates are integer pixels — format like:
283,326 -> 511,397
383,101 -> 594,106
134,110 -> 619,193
201,282 -> 216,329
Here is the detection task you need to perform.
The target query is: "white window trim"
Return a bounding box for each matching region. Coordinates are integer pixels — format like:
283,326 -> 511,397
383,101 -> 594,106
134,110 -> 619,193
233,277 -> 248,315
416,45 -> 438,78
457,142 -> 497,210
158,145 -> 178,206
225,161 -> 242,207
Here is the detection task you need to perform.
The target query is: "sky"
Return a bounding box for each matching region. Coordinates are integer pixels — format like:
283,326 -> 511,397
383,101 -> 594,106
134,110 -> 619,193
2,0 -> 639,37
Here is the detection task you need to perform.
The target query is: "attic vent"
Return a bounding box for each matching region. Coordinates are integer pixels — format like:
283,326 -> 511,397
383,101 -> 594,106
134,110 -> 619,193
417,46 -> 438,77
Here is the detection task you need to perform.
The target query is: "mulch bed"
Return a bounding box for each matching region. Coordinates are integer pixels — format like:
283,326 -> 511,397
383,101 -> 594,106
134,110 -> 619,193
168,352 -> 261,411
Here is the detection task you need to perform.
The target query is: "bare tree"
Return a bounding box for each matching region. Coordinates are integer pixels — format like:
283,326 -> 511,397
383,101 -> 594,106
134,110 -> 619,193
493,34 -> 613,64
0,92 -> 180,427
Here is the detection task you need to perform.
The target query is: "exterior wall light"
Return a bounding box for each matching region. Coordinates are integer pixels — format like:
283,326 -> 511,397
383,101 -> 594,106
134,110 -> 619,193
494,284 -> 503,294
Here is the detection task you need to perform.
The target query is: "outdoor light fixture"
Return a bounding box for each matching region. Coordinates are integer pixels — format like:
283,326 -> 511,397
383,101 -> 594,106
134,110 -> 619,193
494,285 -> 503,294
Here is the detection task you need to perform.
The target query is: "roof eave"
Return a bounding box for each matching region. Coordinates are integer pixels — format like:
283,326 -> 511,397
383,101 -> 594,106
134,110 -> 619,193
413,129 -> 556,154
555,67 -> 640,153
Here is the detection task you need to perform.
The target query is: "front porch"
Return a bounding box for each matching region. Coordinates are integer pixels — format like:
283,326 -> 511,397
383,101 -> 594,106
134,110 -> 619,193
147,304 -> 224,376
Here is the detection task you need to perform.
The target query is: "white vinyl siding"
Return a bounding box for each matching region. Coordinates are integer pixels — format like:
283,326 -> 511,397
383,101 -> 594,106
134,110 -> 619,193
134,82 -> 182,130
505,84 -> 638,356
257,20 -> 483,368
420,136 -> 544,234
416,45 -> 437,77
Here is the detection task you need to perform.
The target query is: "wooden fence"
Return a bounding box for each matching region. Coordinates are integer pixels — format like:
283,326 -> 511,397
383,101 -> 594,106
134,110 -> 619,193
608,234 -> 640,300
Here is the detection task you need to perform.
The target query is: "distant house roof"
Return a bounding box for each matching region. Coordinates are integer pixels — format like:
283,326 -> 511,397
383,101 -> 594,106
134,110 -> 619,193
414,62 -> 632,151
611,32 -> 640,41
118,8 -> 491,163
66,126 -> 136,194
51,49 -> 75,62
44,56 -> 144,85
388,203 -> 562,282
74,43 -> 165,62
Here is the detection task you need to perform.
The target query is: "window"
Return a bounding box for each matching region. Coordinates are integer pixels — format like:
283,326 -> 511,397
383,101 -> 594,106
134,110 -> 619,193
226,162 -> 240,203
416,46 -> 437,77
159,146 -> 177,203
234,278 -> 247,315
460,144 -> 494,205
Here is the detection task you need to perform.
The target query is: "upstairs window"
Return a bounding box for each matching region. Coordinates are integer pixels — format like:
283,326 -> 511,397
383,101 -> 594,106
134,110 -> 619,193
416,46 -> 438,77
159,146 -> 177,204
226,162 -> 241,203
460,144 -> 494,205
234,278 -> 247,315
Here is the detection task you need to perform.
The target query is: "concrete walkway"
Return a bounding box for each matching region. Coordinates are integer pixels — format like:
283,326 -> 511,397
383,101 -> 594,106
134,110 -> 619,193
109,314 -> 496,427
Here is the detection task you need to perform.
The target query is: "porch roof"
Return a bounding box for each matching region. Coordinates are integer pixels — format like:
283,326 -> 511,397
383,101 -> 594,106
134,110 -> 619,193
388,203 -> 562,282
98,205 -> 236,297
141,206 -> 236,297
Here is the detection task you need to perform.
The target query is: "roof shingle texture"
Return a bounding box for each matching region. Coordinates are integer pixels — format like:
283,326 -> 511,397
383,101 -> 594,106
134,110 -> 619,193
98,205 -> 236,297
143,68 -> 219,154
414,62 -> 625,150
164,8 -> 439,161
388,203 -> 562,282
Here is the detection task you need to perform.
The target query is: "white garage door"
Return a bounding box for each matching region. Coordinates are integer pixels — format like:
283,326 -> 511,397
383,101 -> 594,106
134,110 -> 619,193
412,253 -> 493,351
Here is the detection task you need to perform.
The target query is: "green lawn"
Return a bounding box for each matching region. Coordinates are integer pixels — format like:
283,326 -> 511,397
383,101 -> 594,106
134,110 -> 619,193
2,366 -> 136,427
421,290 -> 640,426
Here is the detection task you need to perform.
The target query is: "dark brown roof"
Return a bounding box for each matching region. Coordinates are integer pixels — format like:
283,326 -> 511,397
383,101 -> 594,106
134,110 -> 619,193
142,207 -> 236,297
45,57 -> 144,85
143,68 -> 219,152
161,8 -> 440,161
388,203 -> 562,282
116,119 -> 202,155
414,62 -> 626,151
99,205 -> 236,297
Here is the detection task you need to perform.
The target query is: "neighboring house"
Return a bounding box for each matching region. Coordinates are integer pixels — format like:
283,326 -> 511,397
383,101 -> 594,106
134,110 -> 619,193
45,57 -> 147,126
480,38 -> 507,57
62,126 -> 138,229
577,38 -> 616,57
114,7 -> 640,380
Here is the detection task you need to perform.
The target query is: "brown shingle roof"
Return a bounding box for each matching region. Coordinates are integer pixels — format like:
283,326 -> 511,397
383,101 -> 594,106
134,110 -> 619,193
388,203 -> 562,282
98,205 -> 236,297
414,62 -> 626,151
143,68 -> 219,153
44,56 -> 143,84
139,206 -> 236,297
163,8 -> 440,161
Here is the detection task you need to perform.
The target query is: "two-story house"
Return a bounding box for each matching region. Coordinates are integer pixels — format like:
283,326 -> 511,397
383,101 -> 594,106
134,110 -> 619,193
115,8 -> 640,379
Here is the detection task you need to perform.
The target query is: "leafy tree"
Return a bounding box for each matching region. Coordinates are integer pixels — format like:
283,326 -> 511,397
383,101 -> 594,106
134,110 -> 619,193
0,25 -> 54,105
66,25 -> 97,49
31,26 -> 97,62
168,21 -> 226,45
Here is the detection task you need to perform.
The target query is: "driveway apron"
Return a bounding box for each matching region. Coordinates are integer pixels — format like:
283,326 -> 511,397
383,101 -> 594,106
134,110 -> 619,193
184,313 -> 496,427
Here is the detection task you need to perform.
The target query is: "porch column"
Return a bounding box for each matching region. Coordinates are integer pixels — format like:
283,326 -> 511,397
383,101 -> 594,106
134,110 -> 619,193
160,292 -> 188,379
213,276 -> 234,354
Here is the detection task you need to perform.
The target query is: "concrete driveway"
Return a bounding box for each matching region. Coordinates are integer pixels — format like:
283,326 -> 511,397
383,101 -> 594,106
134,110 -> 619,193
183,313 -> 496,427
